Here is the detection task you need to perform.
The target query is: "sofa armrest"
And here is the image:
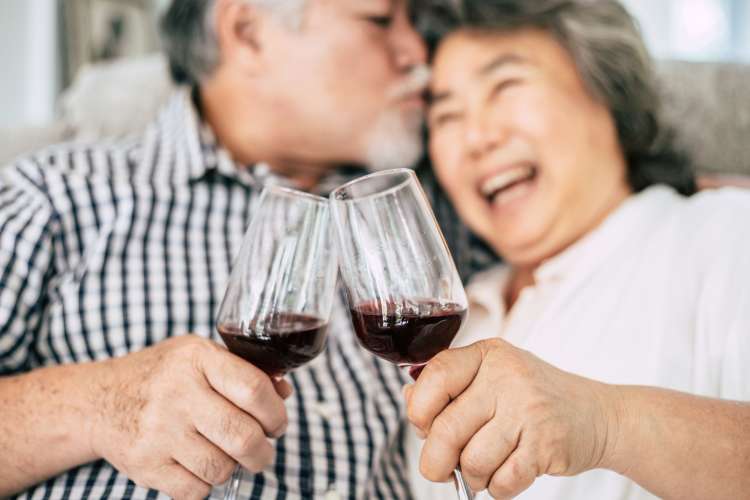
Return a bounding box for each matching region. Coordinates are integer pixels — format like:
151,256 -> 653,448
697,174 -> 750,191
0,122 -> 71,167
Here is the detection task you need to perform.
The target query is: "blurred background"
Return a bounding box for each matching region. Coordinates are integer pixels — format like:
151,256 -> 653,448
1,0 -> 749,174
1,0 -> 170,128
1,0 -> 749,128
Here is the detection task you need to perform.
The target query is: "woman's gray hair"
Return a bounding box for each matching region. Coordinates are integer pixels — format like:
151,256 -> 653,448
414,0 -> 696,195
160,0 -> 307,86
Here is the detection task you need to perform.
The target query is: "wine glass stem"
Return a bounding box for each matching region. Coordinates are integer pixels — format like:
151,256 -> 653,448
404,365 -> 472,499
453,467 -> 474,500
223,464 -> 243,500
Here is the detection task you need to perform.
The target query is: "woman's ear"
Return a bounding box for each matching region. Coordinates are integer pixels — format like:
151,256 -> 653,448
214,0 -> 263,74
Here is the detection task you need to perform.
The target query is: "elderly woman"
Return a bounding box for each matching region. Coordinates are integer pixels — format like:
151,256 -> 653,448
405,1 -> 750,499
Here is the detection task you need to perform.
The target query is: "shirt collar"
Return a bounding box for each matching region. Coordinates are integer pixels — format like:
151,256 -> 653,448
533,185 -> 678,284
465,185 -> 679,314
466,264 -> 511,315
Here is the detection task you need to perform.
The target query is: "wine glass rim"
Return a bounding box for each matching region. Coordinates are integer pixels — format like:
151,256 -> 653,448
329,168 -> 415,202
263,184 -> 329,205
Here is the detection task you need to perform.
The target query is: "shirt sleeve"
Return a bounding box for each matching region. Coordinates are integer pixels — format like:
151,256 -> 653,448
0,160 -> 56,375
719,282 -> 750,401
716,226 -> 750,401
694,189 -> 750,401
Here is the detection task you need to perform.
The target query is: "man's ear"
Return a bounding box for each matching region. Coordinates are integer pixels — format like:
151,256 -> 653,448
214,0 -> 263,74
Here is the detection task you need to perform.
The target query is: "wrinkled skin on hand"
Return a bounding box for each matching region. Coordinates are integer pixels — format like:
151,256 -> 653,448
405,338 -> 615,499
90,336 -> 292,500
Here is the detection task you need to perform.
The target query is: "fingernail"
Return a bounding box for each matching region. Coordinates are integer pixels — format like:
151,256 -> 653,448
283,384 -> 294,400
275,377 -> 294,399
273,423 -> 288,439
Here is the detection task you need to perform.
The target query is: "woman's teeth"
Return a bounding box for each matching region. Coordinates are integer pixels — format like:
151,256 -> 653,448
480,165 -> 537,201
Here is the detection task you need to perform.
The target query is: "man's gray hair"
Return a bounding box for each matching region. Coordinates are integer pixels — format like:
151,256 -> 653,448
160,0 -> 307,86
415,0 -> 696,195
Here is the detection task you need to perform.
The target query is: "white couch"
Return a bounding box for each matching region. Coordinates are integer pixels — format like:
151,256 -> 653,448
0,53 -> 173,165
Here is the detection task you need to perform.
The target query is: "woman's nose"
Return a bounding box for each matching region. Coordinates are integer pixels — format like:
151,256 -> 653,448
464,112 -> 506,160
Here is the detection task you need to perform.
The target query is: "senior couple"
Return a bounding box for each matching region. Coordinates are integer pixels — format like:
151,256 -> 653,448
1,0 -> 748,499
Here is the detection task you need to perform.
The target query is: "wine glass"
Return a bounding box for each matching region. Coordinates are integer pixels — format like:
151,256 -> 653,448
329,168 -> 473,500
215,185 -> 338,500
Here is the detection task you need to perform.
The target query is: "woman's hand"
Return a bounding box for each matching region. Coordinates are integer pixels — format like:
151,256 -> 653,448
405,338 -> 617,499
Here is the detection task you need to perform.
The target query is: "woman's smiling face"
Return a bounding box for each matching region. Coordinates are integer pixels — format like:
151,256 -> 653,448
428,29 -> 631,268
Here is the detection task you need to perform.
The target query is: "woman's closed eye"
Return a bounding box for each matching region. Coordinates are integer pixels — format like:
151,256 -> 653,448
430,111 -> 463,129
489,78 -> 522,100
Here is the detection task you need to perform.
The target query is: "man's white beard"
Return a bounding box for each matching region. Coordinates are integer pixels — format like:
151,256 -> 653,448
364,64 -> 430,171
364,108 -> 424,172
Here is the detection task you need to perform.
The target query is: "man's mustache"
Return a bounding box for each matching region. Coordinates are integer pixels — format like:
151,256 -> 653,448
389,64 -> 432,101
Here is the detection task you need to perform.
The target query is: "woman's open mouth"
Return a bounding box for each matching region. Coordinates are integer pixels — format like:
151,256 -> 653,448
480,164 -> 538,206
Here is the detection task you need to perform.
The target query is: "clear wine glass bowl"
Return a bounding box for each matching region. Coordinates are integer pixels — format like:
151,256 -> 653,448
215,185 -> 337,500
329,169 -> 472,499
330,168 -> 468,373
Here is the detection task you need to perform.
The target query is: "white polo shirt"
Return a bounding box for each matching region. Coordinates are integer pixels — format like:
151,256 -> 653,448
408,185 -> 750,500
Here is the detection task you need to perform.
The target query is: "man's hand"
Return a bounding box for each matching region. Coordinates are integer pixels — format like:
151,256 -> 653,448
405,338 -> 615,499
90,336 -> 292,499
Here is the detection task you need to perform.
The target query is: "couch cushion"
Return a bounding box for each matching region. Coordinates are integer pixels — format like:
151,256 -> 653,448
657,60 -> 750,176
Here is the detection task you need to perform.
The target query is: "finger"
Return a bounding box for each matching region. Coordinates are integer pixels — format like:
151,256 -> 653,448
201,348 -> 288,437
459,419 -> 520,492
418,388 -> 495,483
402,383 -> 412,402
172,431 -> 237,486
487,445 -> 537,500
407,344 -> 483,435
273,377 -> 293,400
403,384 -> 428,439
192,390 -> 276,473
144,461 -> 212,500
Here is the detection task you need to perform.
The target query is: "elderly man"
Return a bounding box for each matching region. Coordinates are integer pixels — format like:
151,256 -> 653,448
0,1 -> 470,498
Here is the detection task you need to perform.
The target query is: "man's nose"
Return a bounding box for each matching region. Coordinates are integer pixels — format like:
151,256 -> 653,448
393,23 -> 428,69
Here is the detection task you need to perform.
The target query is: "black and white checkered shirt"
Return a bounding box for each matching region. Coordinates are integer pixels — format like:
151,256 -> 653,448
0,90 -> 494,500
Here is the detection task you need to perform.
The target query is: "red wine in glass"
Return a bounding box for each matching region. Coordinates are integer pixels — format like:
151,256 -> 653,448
217,313 -> 328,377
331,169 -> 474,499
349,299 -> 465,378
